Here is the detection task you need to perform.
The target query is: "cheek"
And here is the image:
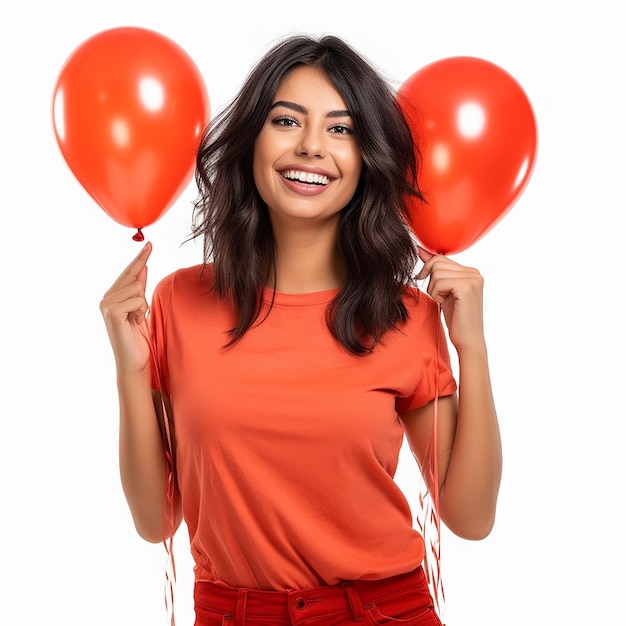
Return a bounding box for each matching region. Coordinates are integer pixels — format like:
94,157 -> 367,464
252,140 -> 272,198
341,148 -> 363,192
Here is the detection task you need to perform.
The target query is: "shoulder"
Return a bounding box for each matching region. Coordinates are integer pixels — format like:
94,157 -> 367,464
151,264 -> 215,313
402,285 -> 440,321
154,263 -> 214,295
394,285 -> 445,346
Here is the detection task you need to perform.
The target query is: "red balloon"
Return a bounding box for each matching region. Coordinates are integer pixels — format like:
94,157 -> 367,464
398,56 -> 537,254
52,27 -> 210,240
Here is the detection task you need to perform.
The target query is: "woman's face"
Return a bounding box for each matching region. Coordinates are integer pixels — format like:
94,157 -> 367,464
253,65 -> 362,229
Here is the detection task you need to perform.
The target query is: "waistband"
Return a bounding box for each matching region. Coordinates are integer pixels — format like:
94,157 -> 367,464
194,567 -> 428,623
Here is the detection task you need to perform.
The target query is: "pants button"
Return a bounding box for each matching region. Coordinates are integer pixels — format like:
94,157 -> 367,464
295,598 -> 306,609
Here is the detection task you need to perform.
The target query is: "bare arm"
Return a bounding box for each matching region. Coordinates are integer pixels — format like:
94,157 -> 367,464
400,248 -> 502,540
100,243 -> 181,542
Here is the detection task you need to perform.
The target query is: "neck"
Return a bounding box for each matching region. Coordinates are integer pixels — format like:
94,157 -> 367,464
268,218 -> 344,293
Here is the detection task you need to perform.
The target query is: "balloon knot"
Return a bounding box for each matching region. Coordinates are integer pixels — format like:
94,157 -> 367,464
132,228 -> 145,242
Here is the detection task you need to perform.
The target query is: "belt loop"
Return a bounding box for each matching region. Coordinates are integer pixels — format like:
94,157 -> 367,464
341,582 -> 364,621
235,588 -> 248,626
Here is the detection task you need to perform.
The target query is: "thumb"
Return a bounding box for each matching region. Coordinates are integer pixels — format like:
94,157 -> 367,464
416,247 -> 434,279
417,245 -> 434,263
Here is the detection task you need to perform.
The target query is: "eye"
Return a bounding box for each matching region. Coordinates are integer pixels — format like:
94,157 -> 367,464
271,115 -> 299,128
329,123 -> 354,136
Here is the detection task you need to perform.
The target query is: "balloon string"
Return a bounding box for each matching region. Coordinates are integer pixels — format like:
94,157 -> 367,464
162,425 -> 177,626
138,318 -> 177,626
133,228 -> 145,242
414,301 -> 445,621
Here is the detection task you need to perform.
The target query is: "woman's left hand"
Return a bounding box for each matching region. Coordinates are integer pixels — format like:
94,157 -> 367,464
416,246 -> 485,353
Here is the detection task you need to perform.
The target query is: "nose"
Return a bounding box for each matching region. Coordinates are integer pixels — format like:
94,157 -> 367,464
297,125 -> 325,158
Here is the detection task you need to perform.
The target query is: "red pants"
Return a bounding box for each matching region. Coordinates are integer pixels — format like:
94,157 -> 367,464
193,566 -> 443,625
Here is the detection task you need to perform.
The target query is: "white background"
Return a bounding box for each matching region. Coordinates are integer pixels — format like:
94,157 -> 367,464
1,1 -> 624,625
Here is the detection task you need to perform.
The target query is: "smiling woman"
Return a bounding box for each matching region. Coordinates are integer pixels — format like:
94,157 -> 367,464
251,66 -> 363,293
99,34 -> 502,626
253,67 -> 362,227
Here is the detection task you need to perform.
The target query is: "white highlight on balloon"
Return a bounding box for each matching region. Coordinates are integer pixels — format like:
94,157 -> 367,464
457,102 -> 485,138
514,157 -> 530,190
53,88 -> 65,142
139,77 -> 165,111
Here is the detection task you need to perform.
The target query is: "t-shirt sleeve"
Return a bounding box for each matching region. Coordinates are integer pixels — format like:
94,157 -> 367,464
395,294 -> 457,414
148,273 -> 174,397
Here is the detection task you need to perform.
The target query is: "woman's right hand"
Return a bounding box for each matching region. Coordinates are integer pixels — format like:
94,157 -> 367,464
99,242 -> 153,374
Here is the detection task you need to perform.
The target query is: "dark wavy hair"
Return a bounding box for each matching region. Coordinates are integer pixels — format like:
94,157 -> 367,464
191,34 -> 424,354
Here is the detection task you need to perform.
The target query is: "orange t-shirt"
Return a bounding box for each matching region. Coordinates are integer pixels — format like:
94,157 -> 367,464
149,264 -> 456,590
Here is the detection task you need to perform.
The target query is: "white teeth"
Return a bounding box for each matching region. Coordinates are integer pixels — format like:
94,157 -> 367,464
282,169 -> 329,185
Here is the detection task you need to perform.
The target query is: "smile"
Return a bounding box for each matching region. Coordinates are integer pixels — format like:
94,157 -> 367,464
280,169 -> 330,186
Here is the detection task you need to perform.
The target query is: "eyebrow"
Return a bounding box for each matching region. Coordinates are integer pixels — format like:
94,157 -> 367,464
270,100 -> 351,118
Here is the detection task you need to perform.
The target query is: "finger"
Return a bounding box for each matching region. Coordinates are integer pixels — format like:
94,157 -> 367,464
422,255 -> 480,278
417,246 -> 435,263
416,248 -> 448,280
122,241 -> 152,279
427,274 -> 484,304
103,242 -> 152,296
100,279 -> 149,321
137,263 -> 148,291
103,278 -> 148,306
428,267 -> 482,283
131,299 -> 150,325
415,246 -> 434,280
102,295 -> 150,330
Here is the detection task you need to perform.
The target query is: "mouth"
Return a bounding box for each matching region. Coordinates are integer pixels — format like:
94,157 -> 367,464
280,169 -> 331,186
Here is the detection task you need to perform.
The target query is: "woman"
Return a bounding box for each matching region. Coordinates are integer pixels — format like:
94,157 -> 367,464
100,34 -> 502,626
